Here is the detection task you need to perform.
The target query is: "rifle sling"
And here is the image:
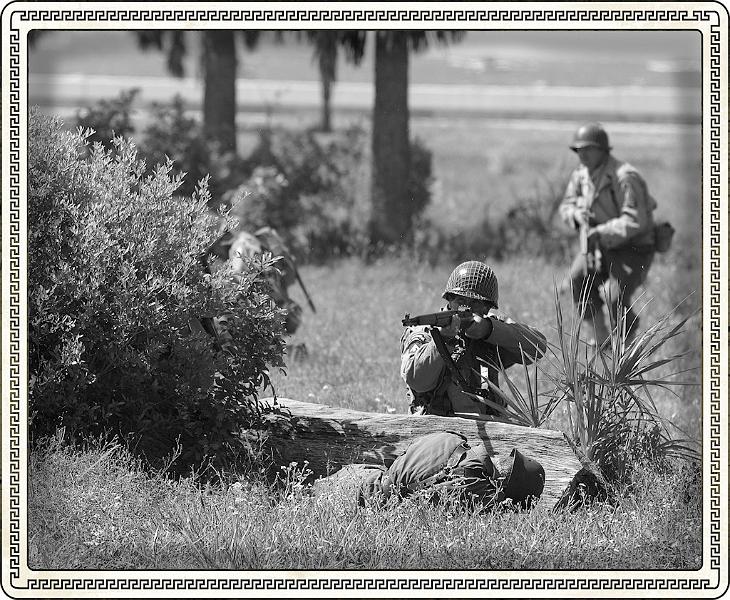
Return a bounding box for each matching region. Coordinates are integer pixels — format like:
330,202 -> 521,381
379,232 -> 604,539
429,328 -> 487,400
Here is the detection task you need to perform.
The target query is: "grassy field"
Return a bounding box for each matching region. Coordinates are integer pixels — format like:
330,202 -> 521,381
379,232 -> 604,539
272,118 -> 702,437
27,117 -> 703,571
28,436 -> 701,570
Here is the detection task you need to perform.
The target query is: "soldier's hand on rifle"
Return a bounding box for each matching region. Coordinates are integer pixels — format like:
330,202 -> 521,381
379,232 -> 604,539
438,314 -> 461,338
464,314 -> 494,340
573,208 -> 595,228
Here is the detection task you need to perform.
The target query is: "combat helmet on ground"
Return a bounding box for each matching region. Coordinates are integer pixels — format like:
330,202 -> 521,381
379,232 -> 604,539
569,122 -> 612,153
442,261 -> 499,308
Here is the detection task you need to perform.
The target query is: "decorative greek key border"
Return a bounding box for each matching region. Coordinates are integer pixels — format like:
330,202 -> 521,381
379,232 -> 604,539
2,2 -> 727,597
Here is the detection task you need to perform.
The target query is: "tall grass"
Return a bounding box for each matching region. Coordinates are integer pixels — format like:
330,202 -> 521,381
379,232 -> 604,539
29,435 -> 701,570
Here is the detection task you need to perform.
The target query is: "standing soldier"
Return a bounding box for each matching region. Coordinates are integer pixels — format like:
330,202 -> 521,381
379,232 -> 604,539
401,261 -> 546,417
559,123 -> 656,346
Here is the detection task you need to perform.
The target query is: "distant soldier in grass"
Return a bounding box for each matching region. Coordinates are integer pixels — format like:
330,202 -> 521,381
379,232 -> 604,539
401,261 -> 547,417
226,226 -> 304,336
200,226 -> 312,355
560,122 -> 657,346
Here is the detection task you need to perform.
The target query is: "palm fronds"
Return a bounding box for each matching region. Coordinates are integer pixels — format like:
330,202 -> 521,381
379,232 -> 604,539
483,277 -> 700,482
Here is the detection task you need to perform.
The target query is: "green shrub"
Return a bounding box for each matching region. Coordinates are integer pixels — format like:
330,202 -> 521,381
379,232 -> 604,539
75,88 -> 139,152
140,95 -> 248,204
496,173 -> 572,261
139,95 -> 211,200
73,93 -> 435,260
28,109 -> 287,474
225,125 -> 372,260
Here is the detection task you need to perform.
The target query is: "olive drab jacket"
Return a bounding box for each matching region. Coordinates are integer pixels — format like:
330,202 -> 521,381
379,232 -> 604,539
224,227 -> 303,335
560,155 -> 657,249
228,228 -> 295,306
400,310 -> 547,416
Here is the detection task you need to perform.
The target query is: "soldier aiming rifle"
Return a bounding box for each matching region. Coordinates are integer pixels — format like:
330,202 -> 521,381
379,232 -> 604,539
400,261 -> 546,417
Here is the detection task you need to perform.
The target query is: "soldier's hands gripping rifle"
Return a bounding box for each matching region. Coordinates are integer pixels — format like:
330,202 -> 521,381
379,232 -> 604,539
402,309 -> 496,408
580,223 -> 602,275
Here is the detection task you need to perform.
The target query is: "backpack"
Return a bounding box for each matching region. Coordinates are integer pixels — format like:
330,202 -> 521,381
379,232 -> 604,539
357,431 -> 545,510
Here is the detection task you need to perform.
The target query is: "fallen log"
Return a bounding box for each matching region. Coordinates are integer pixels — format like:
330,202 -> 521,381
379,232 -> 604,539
262,398 -> 587,509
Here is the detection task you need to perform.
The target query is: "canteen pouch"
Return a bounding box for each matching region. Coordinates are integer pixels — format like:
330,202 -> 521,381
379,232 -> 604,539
654,220 -> 675,253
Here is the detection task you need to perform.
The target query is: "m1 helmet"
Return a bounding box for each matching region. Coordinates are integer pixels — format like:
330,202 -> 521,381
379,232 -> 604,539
497,449 -> 545,509
443,261 -> 499,308
570,122 -> 611,153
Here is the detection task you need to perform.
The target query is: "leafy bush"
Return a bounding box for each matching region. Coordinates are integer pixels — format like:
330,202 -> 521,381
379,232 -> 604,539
140,95 -> 248,203
138,95 -> 211,200
28,109 -> 288,474
75,88 -> 139,152
74,93 -> 435,260
225,125 -> 372,260
496,172 -> 572,260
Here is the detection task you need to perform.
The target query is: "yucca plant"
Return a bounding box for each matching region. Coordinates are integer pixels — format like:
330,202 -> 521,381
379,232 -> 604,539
544,283 -> 700,483
475,278 -> 700,484
468,343 -> 562,428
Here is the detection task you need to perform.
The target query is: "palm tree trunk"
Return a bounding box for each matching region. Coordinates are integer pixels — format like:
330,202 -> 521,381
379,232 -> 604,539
370,32 -> 411,246
203,30 -> 237,155
317,33 -> 337,132
321,74 -> 333,133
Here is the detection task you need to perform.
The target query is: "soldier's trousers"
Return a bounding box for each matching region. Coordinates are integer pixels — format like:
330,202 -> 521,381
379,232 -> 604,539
568,245 -> 654,339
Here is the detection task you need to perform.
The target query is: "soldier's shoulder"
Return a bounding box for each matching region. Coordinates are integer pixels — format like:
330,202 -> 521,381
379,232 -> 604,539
400,326 -> 431,350
613,157 -> 644,181
487,309 -> 515,324
228,230 -> 263,259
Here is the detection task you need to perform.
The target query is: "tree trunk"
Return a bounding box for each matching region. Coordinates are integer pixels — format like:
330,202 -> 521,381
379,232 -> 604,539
203,30 -> 237,155
370,32 -> 411,246
264,398 -> 588,509
317,33 -> 337,133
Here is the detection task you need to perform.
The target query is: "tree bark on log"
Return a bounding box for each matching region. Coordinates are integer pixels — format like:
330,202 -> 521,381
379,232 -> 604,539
264,398 -> 586,508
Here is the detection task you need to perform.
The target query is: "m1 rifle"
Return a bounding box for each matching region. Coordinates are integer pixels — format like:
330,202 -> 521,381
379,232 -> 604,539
580,222 -> 601,275
402,309 -> 474,329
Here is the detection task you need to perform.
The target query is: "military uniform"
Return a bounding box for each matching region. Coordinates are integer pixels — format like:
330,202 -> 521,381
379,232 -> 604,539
228,227 -> 302,335
560,154 -> 656,340
401,260 -> 546,418
401,310 -> 546,416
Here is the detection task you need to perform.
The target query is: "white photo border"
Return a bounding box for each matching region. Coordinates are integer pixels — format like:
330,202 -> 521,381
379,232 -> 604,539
2,2 -> 727,597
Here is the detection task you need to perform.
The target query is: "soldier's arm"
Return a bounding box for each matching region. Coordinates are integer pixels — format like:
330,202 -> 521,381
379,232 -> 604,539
558,171 -> 582,229
400,328 -> 447,393
484,311 -> 547,367
594,173 -> 653,248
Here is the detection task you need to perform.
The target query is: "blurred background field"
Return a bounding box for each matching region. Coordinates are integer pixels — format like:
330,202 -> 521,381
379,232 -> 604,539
29,30 -> 701,86
30,30 -> 700,123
